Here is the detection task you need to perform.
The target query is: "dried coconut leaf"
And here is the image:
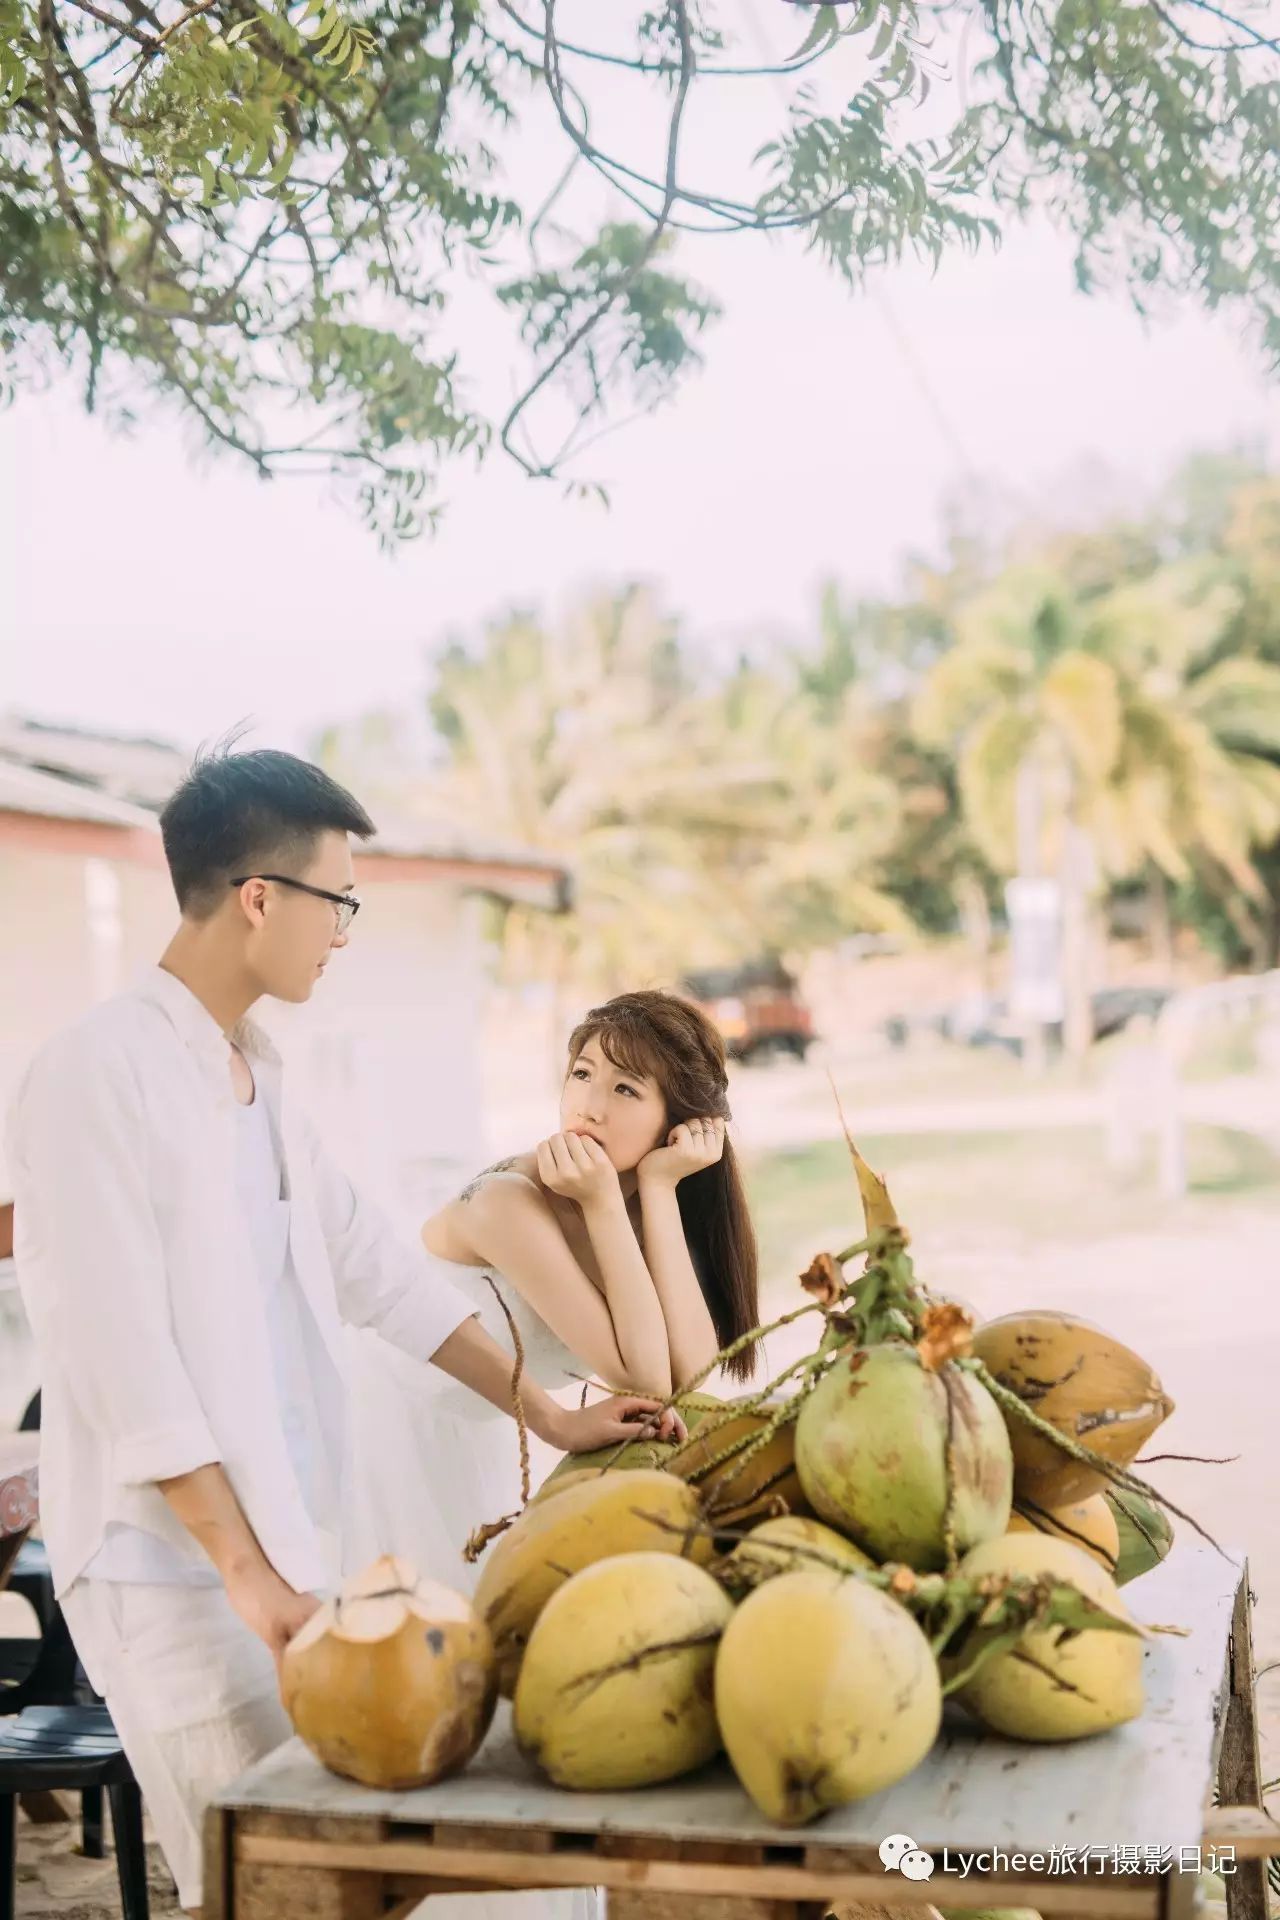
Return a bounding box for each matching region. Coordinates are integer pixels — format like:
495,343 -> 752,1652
828,1074 -> 902,1242
799,1251 -> 843,1306
464,1512 -> 520,1563
917,1301 -> 975,1371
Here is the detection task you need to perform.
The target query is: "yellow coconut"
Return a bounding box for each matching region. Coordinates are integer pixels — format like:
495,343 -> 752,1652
950,1534 -> 1144,1741
514,1553 -> 732,1790
1008,1492 -> 1120,1577
725,1514 -> 877,1587
528,1467 -> 605,1507
281,1555 -> 496,1789
670,1404 -> 813,1525
971,1311 -> 1173,1506
715,1568 -> 942,1825
474,1469 -> 712,1696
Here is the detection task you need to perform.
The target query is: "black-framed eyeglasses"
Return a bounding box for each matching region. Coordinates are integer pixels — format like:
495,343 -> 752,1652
229,873 -> 361,935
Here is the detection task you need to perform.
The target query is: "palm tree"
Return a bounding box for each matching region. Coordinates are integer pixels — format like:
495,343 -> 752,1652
326,588 -> 785,1013
912,558 -> 1280,1057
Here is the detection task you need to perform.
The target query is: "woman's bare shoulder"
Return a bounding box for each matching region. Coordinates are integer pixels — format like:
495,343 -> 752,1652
422,1152 -> 547,1261
456,1150 -> 543,1205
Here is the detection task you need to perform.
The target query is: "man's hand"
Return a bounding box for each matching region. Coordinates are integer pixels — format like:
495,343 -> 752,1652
536,1132 -> 624,1210
225,1565 -> 320,1673
552,1393 -> 688,1453
637,1117 -> 726,1190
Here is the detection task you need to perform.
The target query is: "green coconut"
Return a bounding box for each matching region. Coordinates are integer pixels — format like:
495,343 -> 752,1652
1105,1487 -> 1174,1586
794,1342 -> 1012,1571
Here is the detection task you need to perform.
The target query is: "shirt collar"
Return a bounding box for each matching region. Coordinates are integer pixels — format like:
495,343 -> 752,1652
138,965 -> 281,1071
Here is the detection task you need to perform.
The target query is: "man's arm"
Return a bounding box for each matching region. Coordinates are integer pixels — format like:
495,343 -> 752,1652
157,1465 -> 317,1668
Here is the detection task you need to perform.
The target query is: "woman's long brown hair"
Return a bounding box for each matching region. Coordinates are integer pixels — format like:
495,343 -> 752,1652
565,990 -> 760,1383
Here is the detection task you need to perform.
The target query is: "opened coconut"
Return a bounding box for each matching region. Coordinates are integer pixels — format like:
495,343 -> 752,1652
281,1556 -> 496,1789
474,1468 -> 712,1696
716,1566 -> 942,1824
794,1342 -> 1012,1571
1008,1492 -> 1119,1576
514,1553 -> 732,1789
971,1312 -> 1173,1506
949,1534 -> 1143,1741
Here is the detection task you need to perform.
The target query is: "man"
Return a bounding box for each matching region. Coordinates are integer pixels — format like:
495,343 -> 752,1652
6,745 -> 675,1915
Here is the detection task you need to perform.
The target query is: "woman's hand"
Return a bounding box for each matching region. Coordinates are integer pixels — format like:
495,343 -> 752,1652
536,1132 -> 623,1211
637,1117 -> 726,1189
551,1393 -> 689,1453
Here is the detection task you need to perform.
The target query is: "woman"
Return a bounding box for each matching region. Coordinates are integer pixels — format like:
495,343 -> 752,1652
422,987 -> 761,1405
345,991 -> 760,1918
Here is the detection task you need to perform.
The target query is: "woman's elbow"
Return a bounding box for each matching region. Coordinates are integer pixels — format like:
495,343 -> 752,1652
615,1358 -> 672,1400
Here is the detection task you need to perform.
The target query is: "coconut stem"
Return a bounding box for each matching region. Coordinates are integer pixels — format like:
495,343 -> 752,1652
676,1297 -> 830,1398
661,1350 -> 813,1477
939,1366 -> 961,1576
484,1275 -> 531,1509
699,1376 -> 822,1511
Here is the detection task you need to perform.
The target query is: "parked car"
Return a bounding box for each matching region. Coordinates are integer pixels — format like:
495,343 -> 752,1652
682,961 -> 816,1064
882,985 -> 1174,1056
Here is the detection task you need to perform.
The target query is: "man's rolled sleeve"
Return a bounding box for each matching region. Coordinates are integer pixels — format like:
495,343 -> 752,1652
304,1121 -> 477,1363
9,1034 -> 220,1482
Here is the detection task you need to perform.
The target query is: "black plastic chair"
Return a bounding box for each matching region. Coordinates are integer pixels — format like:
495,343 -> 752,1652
6,1539 -> 54,1637
0,1704 -> 148,1919
2,1392 -> 109,1857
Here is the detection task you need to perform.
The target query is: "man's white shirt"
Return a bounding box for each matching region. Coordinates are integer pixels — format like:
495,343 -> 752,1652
6,966 -> 477,1598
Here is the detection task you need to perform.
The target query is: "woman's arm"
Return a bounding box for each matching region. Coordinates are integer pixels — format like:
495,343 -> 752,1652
427,1319 -> 682,1449
636,1120 -> 726,1390
442,1146 -> 673,1398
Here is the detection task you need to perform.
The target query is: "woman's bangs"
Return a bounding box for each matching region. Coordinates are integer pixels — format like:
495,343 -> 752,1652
588,1020 -> 662,1088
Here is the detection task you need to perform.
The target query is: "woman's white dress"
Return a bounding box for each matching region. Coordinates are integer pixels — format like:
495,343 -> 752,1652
343,1261 -> 600,1920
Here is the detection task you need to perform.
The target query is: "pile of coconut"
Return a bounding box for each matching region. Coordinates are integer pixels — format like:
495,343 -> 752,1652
283,1138 -> 1189,1829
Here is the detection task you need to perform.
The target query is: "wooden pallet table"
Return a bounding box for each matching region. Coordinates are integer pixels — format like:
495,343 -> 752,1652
205,1544 -> 1278,1920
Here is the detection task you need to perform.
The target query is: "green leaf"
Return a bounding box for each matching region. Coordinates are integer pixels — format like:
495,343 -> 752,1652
199,155 -> 218,203
869,12 -> 896,61
789,3 -> 839,60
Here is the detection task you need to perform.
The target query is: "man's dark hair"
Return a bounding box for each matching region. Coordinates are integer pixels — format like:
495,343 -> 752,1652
159,742 -> 375,917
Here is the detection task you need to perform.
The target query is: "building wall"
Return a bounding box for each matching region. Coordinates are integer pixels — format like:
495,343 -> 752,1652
262,878 -> 492,1222
0,840 -> 493,1214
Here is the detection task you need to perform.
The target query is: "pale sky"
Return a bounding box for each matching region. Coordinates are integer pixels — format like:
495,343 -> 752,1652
2,9 -> 1278,756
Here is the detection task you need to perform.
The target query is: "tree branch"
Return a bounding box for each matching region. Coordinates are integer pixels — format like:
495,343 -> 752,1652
499,0 -> 697,476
